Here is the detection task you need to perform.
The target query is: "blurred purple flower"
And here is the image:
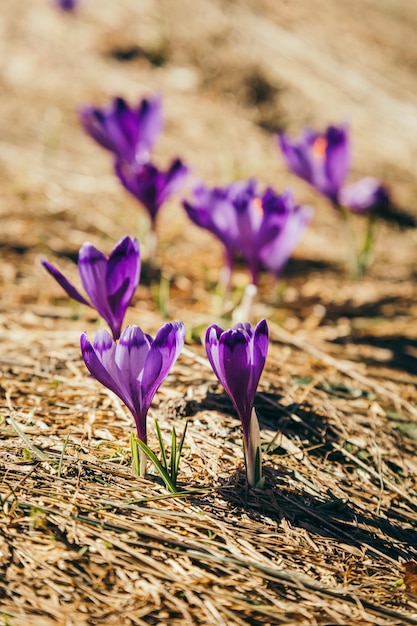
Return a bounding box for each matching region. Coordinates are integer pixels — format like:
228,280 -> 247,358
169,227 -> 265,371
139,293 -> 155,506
79,95 -> 163,165
42,236 -> 140,340
81,322 -> 185,442
278,124 -> 350,203
206,319 -> 268,487
55,0 -> 79,11
115,158 -> 189,229
184,180 -> 312,285
339,177 -> 390,213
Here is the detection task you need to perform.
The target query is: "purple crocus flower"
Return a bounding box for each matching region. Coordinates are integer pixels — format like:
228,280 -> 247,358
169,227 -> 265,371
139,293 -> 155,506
115,158 -> 189,229
339,177 -> 390,213
80,322 -> 185,443
41,236 -> 140,340
184,179 -> 312,286
79,95 -> 163,165
206,319 -> 269,487
278,124 -> 350,203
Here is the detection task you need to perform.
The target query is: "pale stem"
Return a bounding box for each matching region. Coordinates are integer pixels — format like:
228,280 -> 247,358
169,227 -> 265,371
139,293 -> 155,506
244,407 -> 264,488
232,283 -> 258,323
139,447 -> 147,477
357,211 -> 377,276
146,227 -> 158,264
339,205 -> 360,278
130,432 -> 148,477
218,264 -> 232,301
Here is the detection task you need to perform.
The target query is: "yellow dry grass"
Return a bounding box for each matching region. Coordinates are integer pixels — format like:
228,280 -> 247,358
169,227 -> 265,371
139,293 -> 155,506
1,1 -> 417,624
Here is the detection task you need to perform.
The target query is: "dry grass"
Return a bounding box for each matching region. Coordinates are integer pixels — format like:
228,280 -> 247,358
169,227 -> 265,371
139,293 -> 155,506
1,0 -> 417,624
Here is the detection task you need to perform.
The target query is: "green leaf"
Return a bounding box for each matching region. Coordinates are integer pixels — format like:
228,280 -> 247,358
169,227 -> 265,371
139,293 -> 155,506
132,434 -> 179,494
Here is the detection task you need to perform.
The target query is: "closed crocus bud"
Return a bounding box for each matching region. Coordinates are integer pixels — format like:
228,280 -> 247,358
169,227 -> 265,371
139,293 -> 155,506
205,319 -> 269,487
42,236 -> 141,340
79,95 -> 163,165
278,124 -> 350,203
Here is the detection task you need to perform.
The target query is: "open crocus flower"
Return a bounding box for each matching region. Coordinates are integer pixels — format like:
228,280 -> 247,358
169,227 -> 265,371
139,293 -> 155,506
339,177 -> 390,213
80,322 -> 185,445
115,158 -> 189,230
206,319 -> 269,487
79,95 -> 163,165
184,179 -> 312,290
278,124 -> 350,203
42,236 -> 140,340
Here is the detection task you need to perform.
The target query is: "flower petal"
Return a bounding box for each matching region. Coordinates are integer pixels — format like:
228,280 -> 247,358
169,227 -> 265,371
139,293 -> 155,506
78,242 -> 112,328
141,321 -> 185,410
80,331 -> 125,402
105,236 -> 141,339
324,124 -> 350,198
41,260 -> 90,306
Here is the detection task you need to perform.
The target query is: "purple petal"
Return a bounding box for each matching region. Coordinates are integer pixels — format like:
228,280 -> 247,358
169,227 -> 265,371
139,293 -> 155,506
115,325 -> 152,384
79,106 -> 119,154
105,236 -> 141,339
41,260 -> 90,306
258,193 -> 313,276
80,331 -> 126,403
78,242 -> 113,329
218,328 -> 253,431
134,96 -> 164,163
278,133 -> 314,182
339,177 -> 390,213
114,326 -> 153,439
141,321 -> 185,410
157,158 -> 189,206
205,325 -> 230,394
251,319 -> 269,380
324,125 -> 350,199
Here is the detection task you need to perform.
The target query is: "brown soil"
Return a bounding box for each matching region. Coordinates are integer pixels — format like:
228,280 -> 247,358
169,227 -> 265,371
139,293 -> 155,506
1,1 -> 417,624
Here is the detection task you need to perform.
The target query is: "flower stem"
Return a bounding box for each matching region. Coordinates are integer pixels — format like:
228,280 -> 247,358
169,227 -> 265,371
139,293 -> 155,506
339,205 -> 360,278
233,283 -> 258,323
244,408 -> 264,488
147,225 -> 158,264
130,432 -> 147,477
357,211 -> 377,276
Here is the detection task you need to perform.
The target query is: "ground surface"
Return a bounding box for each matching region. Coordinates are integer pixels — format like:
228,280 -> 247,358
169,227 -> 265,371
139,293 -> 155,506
1,1 -> 417,624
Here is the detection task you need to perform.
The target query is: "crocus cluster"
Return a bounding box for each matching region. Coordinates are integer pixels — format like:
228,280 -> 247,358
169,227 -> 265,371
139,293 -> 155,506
42,236 -> 141,340
79,315 -> 268,487
277,123 -> 389,212
184,179 -> 313,287
80,95 -> 189,239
